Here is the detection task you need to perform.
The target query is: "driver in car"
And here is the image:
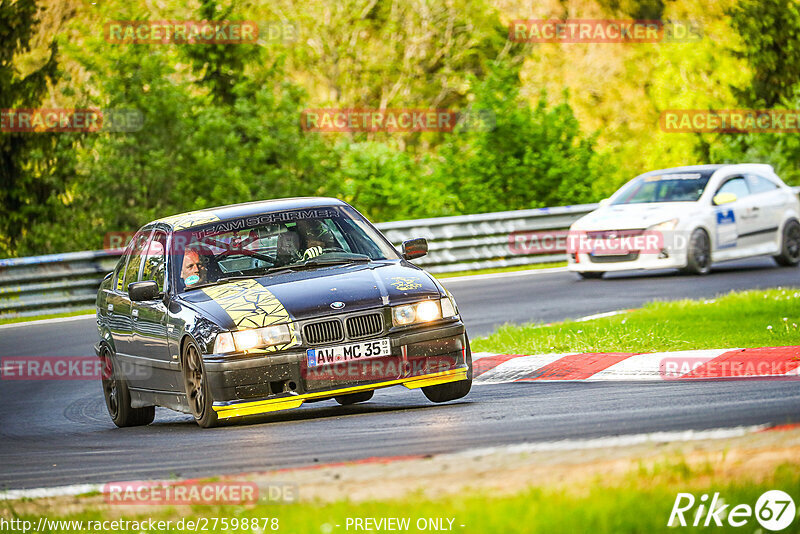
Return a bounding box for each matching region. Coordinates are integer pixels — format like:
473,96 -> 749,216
296,220 -> 337,259
180,247 -> 209,287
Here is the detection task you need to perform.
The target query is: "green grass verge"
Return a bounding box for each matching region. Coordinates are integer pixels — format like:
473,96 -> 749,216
434,261 -> 566,279
0,309 -> 94,326
2,460 -> 797,533
472,288 -> 800,354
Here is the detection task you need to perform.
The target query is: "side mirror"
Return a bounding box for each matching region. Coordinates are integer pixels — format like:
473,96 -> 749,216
713,192 -> 737,205
599,198 -> 611,207
402,238 -> 428,260
129,280 -> 160,301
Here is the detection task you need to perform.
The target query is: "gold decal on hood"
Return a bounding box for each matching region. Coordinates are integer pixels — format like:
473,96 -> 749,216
202,279 -> 291,330
390,277 -> 423,291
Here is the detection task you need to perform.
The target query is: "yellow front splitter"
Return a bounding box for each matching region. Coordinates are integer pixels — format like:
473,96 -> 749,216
213,368 -> 468,419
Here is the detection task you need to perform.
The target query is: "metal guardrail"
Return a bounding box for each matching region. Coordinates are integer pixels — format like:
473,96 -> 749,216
2,186 -> 799,319
0,203 -> 597,318
0,250 -> 121,318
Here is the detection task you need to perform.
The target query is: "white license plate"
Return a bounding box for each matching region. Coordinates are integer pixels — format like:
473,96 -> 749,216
306,338 -> 391,367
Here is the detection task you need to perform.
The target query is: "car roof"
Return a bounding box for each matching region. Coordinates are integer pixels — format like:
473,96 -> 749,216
151,197 -> 349,231
637,164 -> 725,178
637,163 -> 774,180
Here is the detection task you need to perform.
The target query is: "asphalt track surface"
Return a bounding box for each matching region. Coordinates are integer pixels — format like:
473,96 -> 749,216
1,257 -> 798,490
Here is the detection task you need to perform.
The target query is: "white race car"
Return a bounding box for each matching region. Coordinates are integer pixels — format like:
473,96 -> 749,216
567,164 -> 800,278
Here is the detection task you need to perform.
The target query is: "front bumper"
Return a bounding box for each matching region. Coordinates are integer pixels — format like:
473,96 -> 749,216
204,321 -> 468,420
567,250 -> 688,272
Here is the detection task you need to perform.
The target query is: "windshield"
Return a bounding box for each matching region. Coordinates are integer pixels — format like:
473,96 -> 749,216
611,173 -> 710,205
171,206 -> 400,292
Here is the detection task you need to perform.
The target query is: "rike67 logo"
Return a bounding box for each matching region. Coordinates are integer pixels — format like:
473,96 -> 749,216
668,490 -> 796,530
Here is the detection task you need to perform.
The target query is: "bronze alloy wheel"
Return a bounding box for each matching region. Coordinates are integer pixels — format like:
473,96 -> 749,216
181,340 -> 218,428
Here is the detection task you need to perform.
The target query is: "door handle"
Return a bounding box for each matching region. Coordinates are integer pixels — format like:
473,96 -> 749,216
751,206 -> 760,211
132,308 -> 139,318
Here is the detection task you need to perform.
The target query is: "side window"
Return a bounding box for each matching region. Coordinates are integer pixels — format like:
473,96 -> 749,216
114,233 -> 142,292
716,177 -> 750,201
114,256 -> 127,292
122,230 -> 152,292
746,174 -> 779,194
141,230 -> 167,292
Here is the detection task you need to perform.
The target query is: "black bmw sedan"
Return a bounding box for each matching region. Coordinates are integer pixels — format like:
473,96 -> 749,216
95,197 -> 471,427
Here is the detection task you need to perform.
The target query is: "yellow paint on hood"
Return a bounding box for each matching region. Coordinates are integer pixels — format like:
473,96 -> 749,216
202,279 -> 292,330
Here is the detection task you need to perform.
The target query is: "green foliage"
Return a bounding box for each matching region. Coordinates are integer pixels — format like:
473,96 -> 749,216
331,141 -> 454,222
11,0 -> 800,257
180,0 -> 262,105
0,0 -> 71,256
434,62 -> 603,214
710,0 -> 800,185
595,0 -> 666,20
278,0 -> 519,114
21,44 -> 339,253
728,0 -> 800,107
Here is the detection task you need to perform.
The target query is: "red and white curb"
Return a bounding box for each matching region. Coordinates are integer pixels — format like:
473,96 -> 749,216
472,346 -> 800,383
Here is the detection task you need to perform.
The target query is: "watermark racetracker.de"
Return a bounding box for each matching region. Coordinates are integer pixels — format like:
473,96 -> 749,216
508,229 -> 689,256
0,108 -> 143,133
0,356 -> 151,381
102,480 -> 296,505
300,108 -> 496,133
660,356 -> 800,381
508,19 -> 702,43
661,109 -> 800,133
104,20 -> 297,44
303,354 -> 460,382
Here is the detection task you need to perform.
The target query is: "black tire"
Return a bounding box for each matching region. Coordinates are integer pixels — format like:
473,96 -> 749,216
335,390 -> 374,405
577,271 -> 604,279
422,334 -> 473,403
181,339 -> 218,428
681,228 -> 711,275
100,346 -> 155,427
774,219 -> 800,267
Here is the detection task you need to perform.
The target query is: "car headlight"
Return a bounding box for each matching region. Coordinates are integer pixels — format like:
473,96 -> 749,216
392,298 -> 457,327
416,300 -> 441,322
213,324 -> 294,354
648,218 -> 679,232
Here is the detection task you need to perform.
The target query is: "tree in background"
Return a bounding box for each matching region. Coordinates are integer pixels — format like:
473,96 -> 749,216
728,0 -> 800,108
710,0 -> 800,185
433,61 -> 603,214
2,0 -> 678,256
180,0 -> 261,106
15,0 -> 341,254
332,141 -> 455,222
0,0 -> 77,256
275,0 -> 524,149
